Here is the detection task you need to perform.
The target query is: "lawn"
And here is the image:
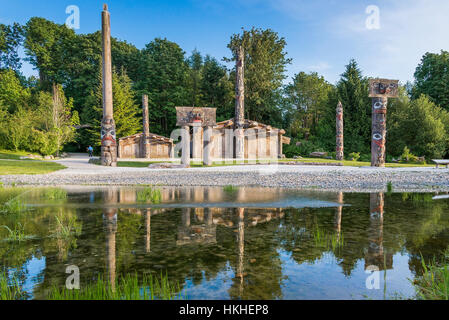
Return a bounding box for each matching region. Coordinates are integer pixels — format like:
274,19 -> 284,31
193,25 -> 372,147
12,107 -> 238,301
0,160 -> 66,175
117,158 -> 434,168
0,150 -> 35,160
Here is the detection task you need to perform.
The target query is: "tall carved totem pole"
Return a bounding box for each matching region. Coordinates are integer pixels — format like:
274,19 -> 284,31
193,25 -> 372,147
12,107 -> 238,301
369,79 -> 399,167
336,101 -> 344,161
234,46 -> 245,159
142,94 -> 151,158
100,4 -> 117,166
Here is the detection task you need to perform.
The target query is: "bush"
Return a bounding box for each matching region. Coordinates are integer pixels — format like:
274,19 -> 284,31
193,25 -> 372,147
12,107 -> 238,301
348,152 -> 360,161
399,146 -> 426,164
284,140 -> 325,158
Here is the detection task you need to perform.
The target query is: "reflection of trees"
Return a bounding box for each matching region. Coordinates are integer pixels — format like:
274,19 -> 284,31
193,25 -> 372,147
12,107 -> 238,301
3,186 -> 449,300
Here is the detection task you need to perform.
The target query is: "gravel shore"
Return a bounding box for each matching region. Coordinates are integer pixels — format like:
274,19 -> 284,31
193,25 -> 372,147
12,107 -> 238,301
1,154 -> 448,193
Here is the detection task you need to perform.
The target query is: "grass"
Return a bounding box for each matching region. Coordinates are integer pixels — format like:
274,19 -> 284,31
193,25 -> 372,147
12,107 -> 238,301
412,250 -> 449,300
0,149 -> 37,160
0,272 -> 26,300
0,160 -> 66,175
223,185 -> 239,193
313,227 -> 344,251
136,187 -> 162,204
1,223 -> 32,242
387,182 -> 394,194
48,273 -> 184,300
51,214 -> 82,239
41,188 -> 67,200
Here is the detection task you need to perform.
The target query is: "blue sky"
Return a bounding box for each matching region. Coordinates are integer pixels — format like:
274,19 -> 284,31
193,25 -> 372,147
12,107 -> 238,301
1,0 -> 449,84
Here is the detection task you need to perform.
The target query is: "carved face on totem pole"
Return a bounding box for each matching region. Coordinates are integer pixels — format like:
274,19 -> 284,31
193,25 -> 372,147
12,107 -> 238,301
101,118 -> 117,147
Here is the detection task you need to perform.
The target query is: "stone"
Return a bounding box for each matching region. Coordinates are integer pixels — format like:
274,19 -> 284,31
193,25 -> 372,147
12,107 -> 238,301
309,152 -> 328,158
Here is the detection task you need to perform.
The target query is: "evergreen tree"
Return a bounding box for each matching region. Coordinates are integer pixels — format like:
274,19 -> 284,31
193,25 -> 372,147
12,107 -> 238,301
84,68 -> 141,149
335,59 -> 371,155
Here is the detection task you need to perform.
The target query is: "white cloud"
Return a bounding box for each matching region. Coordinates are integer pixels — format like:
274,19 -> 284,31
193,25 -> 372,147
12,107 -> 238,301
332,0 -> 449,82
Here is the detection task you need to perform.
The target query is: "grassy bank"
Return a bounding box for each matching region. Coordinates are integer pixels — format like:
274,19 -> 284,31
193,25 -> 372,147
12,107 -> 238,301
0,150 -> 36,160
0,160 -> 66,175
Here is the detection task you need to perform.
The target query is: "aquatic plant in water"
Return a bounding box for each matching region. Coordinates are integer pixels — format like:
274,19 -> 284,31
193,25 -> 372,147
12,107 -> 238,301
223,185 -> 238,193
48,273 -> 184,300
1,223 -> 31,242
412,250 -> 449,300
136,187 -> 161,204
41,188 -> 67,201
0,272 -> 26,300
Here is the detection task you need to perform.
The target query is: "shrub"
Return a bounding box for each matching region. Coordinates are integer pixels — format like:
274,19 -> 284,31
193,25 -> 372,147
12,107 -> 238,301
348,152 -> 360,161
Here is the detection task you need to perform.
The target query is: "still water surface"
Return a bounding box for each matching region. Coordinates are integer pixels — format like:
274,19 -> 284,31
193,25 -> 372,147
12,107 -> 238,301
1,186 -> 448,300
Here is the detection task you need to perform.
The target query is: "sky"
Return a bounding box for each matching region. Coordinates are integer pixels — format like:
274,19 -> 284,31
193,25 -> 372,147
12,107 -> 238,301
1,0 -> 449,84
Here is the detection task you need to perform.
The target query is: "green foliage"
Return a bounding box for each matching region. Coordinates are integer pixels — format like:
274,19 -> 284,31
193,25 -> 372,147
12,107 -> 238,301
413,249 -> 449,300
387,182 -> 393,194
389,93 -> 448,159
0,271 -> 26,300
41,188 -> 67,200
223,185 -> 238,193
47,273 -> 183,300
136,187 -> 162,204
227,27 -> 291,127
84,68 -> 141,149
284,72 -> 332,139
413,50 -> 449,111
0,23 -> 24,71
348,152 -> 360,161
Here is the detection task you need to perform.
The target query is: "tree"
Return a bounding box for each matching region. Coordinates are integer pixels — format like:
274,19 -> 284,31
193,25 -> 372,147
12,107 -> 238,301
226,27 -> 291,127
200,55 -> 234,121
135,38 -> 190,136
413,51 -> 449,111
284,72 -> 332,139
187,49 -> 203,107
0,23 -> 24,71
0,69 -> 31,113
84,68 -> 141,149
388,93 -> 448,159
334,59 -> 371,155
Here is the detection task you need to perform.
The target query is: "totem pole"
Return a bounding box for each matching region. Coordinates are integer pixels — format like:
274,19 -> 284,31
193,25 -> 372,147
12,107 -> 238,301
142,95 -> 151,158
234,46 -> 245,159
100,4 -> 117,166
336,101 -> 344,161
369,79 -> 399,167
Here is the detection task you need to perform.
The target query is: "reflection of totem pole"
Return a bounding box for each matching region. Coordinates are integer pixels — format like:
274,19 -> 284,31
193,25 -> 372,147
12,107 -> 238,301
365,193 -> 390,270
101,5 -> 117,166
369,79 -> 399,167
234,46 -> 245,160
334,192 -> 343,242
142,95 -> 151,159
336,102 -> 344,161
235,208 -> 245,297
103,189 -> 118,291
145,209 -> 151,253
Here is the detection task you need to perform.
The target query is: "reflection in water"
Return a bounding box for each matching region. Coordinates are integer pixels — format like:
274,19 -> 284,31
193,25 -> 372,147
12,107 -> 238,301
365,193 -> 393,271
103,188 -> 118,291
1,186 -> 449,300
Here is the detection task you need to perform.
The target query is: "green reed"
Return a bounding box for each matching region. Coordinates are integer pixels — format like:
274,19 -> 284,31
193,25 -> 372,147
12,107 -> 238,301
51,214 -> 82,239
0,272 -> 26,300
136,187 -> 162,204
313,227 -> 344,251
41,188 -> 67,201
1,223 -> 32,242
412,250 -> 449,300
223,185 -> 238,193
48,273 -> 184,300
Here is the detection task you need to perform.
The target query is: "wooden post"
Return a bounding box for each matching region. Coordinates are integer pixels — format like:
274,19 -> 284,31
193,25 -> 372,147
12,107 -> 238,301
192,123 -> 203,159
100,4 -> 117,167
336,101 -> 344,161
369,79 -> 399,167
235,46 -> 245,159
181,125 -> 190,166
203,126 -> 213,166
142,95 -> 151,159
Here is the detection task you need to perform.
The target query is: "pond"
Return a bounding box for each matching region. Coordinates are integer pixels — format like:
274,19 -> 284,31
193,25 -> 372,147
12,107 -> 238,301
0,186 -> 448,300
